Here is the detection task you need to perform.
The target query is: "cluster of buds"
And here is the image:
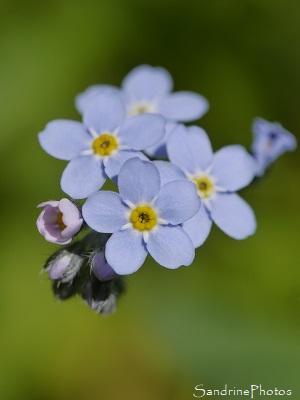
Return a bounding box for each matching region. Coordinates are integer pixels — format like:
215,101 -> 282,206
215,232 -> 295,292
42,227 -> 125,315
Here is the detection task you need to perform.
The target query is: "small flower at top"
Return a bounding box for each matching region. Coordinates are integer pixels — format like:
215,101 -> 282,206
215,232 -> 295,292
75,65 -> 209,158
155,125 -> 257,248
252,118 -> 297,176
82,158 -> 201,275
37,198 -> 83,244
76,65 -> 209,122
38,92 -> 165,199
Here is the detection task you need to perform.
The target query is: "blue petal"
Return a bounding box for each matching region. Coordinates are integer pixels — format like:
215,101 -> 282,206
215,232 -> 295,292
145,141 -> 168,159
154,180 -> 201,224
38,120 -> 91,160
182,206 -> 212,248
211,145 -> 256,191
167,125 -> 213,173
145,122 -> 177,158
159,91 -> 209,122
61,156 -> 106,199
147,225 -> 195,268
210,193 -> 256,239
82,191 -> 128,233
75,84 -> 120,114
153,160 -> 186,186
83,92 -> 126,133
252,118 -> 297,176
105,229 -> 148,275
104,150 -> 148,184
118,158 -> 160,204
122,65 -> 173,101
118,113 -> 165,150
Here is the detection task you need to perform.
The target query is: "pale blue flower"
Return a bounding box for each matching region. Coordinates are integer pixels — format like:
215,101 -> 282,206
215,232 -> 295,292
76,65 -> 209,157
156,125 -> 257,248
82,158 -> 201,275
252,118 -> 297,176
76,65 -> 209,122
39,92 -> 165,199
122,65 -> 209,122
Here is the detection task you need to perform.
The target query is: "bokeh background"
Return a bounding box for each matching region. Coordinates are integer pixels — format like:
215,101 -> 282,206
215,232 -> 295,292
0,1 -> 300,399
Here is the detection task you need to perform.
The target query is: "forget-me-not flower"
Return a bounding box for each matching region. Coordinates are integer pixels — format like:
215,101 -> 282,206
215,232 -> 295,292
76,65 -> 209,158
76,65 -> 209,121
39,92 -> 165,199
252,118 -> 297,176
155,125 -> 257,248
82,158 -> 201,275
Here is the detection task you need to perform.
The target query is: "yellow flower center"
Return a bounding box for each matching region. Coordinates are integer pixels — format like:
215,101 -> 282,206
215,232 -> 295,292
130,205 -> 157,231
57,212 -> 67,230
92,134 -> 118,156
192,176 -> 214,199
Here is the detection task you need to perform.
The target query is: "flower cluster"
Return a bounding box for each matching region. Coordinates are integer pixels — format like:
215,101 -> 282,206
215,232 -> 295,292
37,65 -> 297,315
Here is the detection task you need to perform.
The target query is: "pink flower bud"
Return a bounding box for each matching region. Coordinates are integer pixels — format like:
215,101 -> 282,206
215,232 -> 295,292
37,199 -> 83,244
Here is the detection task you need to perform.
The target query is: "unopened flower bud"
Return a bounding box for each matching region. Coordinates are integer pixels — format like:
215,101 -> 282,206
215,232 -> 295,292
48,250 -> 84,283
91,251 -> 117,282
81,276 -> 122,315
37,198 -> 83,244
53,278 -> 81,300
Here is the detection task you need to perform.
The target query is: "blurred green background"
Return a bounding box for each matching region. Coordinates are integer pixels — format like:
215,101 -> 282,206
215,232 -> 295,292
0,0 -> 300,399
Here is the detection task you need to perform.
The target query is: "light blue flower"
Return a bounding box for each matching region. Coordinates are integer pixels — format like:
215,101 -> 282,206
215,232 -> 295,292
76,65 -> 209,121
155,125 -> 257,248
76,65 -> 209,157
82,158 -> 201,275
122,65 -> 209,122
39,92 -> 165,199
252,118 -> 297,176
